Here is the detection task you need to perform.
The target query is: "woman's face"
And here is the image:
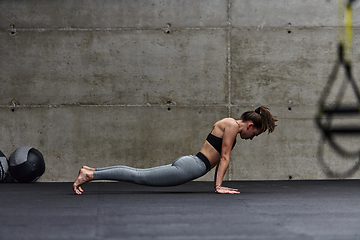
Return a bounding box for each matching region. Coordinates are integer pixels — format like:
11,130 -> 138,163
240,125 -> 262,140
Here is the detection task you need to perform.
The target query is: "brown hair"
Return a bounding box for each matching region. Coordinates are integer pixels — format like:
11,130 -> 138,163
240,106 -> 277,133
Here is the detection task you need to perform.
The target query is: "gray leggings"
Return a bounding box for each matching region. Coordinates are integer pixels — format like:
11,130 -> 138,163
93,155 -> 209,187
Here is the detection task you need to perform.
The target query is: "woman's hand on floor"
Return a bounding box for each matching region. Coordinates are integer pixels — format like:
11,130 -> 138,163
215,186 -> 240,194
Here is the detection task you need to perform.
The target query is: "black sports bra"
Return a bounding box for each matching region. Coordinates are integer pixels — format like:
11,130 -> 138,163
206,133 -> 236,154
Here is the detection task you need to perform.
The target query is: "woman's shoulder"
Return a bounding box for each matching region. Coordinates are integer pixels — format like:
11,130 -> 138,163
211,118 -> 237,137
217,118 -> 237,125
214,118 -> 237,129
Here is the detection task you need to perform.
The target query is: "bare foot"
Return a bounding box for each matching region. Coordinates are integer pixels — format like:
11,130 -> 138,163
82,166 -> 96,171
73,168 -> 94,195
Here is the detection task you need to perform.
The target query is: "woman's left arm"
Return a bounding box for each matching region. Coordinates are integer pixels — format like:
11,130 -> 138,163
214,163 -> 239,194
214,122 -> 240,194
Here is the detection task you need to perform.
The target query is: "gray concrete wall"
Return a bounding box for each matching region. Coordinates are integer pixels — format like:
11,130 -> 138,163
0,0 -> 360,182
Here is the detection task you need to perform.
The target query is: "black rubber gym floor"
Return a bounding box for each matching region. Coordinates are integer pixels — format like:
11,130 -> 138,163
0,180 -> 359,240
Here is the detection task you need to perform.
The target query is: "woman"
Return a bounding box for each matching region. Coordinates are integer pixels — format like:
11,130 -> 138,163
73,106 -> 277,194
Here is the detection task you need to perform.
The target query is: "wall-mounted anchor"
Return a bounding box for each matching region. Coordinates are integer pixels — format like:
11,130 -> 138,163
10,24 -> 16,36
11,100 -> 17,112
163,23 -> 172,34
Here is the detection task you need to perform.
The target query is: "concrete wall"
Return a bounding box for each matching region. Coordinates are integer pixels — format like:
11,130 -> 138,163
0,0 -> 360,182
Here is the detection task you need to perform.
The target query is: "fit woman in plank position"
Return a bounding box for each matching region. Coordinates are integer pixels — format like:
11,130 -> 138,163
73,106 -> 277,194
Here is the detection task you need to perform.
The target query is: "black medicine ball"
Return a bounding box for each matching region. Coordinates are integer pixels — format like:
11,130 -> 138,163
9,146 -> 45,183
